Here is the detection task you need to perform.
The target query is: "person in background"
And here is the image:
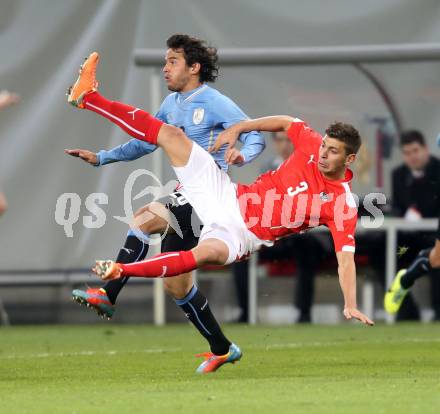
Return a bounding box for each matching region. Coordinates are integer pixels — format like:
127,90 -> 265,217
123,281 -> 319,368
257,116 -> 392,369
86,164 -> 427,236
0,192 -> 6,216
391,130 -> 440,321
385,212 -> 440,316
0,90 -> 20,217
0,90 -> 20,110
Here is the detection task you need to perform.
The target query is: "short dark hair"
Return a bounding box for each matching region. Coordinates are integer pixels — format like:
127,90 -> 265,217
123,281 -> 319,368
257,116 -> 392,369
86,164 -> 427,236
400,130 -> 426,147
166,34 -> 219,83
325,122 -> 361,155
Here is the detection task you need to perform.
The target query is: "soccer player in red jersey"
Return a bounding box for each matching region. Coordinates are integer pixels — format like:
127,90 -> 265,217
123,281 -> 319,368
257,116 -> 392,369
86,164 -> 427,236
69,52 -> 373,326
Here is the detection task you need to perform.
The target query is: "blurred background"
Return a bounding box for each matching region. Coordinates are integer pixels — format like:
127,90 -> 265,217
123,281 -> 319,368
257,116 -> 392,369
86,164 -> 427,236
1,0 -> 440,325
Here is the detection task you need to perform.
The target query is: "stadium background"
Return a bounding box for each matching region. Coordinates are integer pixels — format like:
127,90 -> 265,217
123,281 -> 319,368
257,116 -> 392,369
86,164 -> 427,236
1,2 -> 440,413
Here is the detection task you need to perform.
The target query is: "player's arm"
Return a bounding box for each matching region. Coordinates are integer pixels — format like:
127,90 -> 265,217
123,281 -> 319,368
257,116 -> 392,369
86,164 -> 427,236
328,213 -> 374,326
64,140 -> 157,166
0,192 -> 7,216
96,139 -> 157,166
336,251 -> 373,325
0,90 -> 20,110
210,115 -> 294,155
220,99 -> 266,166
208,96 -> 265,165
232,131 -> 265,166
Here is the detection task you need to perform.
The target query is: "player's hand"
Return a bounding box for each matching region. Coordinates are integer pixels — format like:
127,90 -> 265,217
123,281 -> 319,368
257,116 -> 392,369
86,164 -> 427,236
225,147 -> 245,165
64,148 -> 98,166
209,125 -> 241,154
0,90 -> 20,109
343,307 -> 374,326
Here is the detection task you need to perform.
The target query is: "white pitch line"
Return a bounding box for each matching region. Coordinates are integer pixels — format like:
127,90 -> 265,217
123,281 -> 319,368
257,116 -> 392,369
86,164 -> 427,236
0,348 -> 182,360
247,337 -> 440,350
2,338 -> 439,360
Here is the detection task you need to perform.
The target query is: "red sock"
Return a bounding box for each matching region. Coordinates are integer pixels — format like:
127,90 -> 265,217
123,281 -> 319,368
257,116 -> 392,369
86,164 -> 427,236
82,91 -> 163,144
119,250 -> 197,278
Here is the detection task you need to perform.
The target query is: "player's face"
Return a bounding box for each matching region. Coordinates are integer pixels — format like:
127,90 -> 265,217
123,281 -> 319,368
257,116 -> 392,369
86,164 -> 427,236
401,142 -> 429,171
318,136 -> 355,179
163,49 -> 194,92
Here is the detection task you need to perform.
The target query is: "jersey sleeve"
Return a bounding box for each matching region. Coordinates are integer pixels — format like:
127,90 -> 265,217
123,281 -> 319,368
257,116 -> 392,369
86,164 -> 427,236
237,131 -> 265,165
211,94 -> 247,129
286,118 -> 322,154
96,139 -> 157,166
326,211 -> 357,253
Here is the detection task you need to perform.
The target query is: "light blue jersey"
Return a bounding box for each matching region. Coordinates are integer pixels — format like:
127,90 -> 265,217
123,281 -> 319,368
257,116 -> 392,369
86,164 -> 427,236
96,84 -> 264,171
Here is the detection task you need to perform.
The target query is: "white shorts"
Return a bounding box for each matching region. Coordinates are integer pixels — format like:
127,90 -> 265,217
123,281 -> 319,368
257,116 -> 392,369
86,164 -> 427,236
173,142 -> 272,264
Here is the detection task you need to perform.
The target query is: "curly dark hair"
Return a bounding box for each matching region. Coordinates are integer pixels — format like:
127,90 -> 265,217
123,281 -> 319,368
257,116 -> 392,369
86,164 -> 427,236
166,34 -> 219,83
325,122 -> 361,155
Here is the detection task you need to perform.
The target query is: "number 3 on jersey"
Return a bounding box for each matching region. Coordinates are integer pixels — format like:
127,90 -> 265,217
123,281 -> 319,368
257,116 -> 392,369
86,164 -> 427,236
287,181 -> 308,197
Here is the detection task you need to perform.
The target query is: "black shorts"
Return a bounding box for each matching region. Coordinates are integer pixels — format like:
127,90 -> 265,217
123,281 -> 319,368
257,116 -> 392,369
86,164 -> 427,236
159,191 -> 202,253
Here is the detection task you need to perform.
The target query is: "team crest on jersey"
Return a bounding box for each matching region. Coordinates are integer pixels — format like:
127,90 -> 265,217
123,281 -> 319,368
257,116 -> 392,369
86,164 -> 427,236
192,108 -> 204,125
319,191 -> 329,201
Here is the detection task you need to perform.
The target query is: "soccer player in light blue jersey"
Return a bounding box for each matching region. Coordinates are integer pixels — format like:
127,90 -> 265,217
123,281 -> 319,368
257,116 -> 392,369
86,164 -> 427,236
67,35 -> 264,373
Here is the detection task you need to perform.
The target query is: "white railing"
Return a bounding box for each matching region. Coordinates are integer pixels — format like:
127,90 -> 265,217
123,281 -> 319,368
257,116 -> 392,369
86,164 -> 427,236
134,43 -> 440,66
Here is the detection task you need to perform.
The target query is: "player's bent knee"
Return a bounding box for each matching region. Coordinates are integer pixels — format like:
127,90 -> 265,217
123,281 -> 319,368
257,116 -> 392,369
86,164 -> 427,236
133,202 -> 169,234
158,124 -> 193,167
194,241 -> 229,266
160,124 -> 186,144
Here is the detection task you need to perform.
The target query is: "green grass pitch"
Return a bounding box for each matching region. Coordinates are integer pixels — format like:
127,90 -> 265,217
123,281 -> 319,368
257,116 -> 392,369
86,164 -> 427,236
1,323 -> 439,413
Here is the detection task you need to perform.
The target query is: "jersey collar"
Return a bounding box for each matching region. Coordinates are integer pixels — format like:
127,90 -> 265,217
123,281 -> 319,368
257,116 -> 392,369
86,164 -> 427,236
322,167 -> 353,185
177,84 -> 208,103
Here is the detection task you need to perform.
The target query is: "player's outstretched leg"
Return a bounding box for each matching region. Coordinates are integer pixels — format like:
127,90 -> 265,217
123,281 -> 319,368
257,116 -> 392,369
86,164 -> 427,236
72,193 -> 175,318
67,52 -> 99,107
72,287 -> 114,319
169,279 -> 241,373
384,269 -> 409,315
384,248 -> 431,314
67,51 -> 163,140
67,52 -> 193,168
72,230 -> 150,318
92,240 -> 242,372
195,343 -> 242,374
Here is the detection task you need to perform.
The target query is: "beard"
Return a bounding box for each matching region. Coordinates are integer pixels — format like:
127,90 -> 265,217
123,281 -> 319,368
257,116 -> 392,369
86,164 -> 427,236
167,84 -> 180,92
166,74 -> 191,92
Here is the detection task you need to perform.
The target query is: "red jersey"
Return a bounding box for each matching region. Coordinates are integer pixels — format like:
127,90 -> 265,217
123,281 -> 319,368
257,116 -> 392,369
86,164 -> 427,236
236,119 -> 358,253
